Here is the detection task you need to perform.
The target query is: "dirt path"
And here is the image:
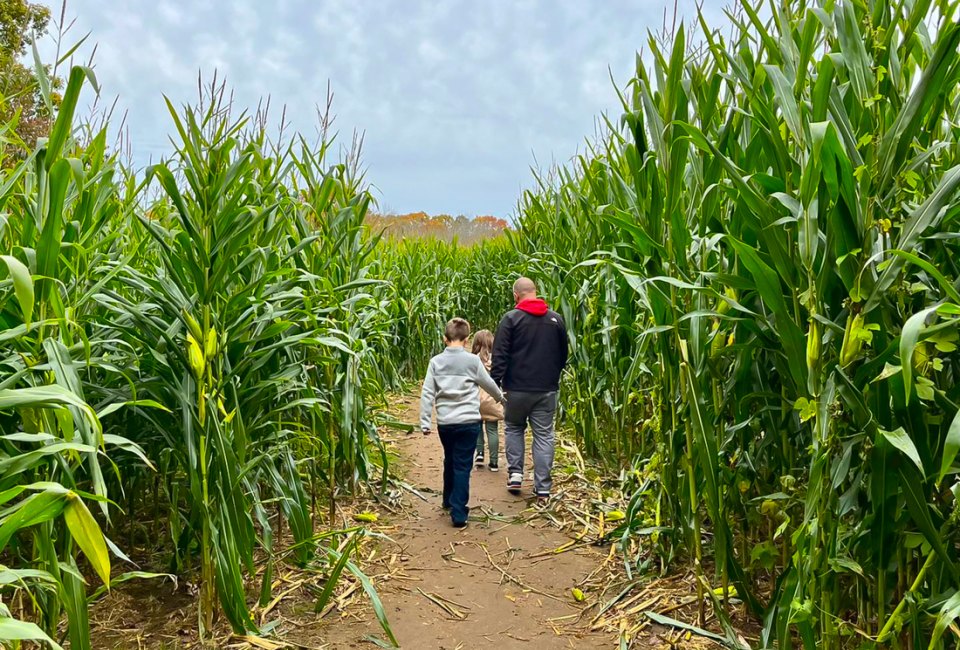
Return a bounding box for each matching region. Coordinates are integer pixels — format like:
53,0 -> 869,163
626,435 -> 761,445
89,390 -> 733,648
320,391 -> 613,649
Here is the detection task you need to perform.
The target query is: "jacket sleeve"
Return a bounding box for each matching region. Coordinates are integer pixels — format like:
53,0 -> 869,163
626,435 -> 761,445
490,314 -> 512,386
474,356 -> 505,403
558,314 -> 569,370
420,360 -> 437,431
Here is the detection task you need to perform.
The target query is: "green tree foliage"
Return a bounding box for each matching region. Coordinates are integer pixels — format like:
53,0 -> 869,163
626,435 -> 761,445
0,0 -> 53,158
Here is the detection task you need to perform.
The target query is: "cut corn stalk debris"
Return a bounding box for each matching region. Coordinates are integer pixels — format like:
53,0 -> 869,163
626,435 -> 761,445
643,611 -> 744,649
417,588 -> 469,620
472,541 -> 564,602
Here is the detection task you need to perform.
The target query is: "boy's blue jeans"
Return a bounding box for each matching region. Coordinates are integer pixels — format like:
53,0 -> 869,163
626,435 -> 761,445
437,421 -> 481,525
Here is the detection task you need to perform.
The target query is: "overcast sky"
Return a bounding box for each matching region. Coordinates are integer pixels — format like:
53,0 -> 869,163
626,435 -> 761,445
44,1 -> 724,218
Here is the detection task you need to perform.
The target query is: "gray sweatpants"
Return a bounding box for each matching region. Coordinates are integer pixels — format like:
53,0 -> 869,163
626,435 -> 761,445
476,420 -> 499,462
504,391 -> 558,496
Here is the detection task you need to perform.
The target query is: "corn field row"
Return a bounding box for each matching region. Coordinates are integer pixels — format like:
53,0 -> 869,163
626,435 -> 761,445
0,60 -> 511,647
512,0 -> 960,647
4,0 -> 960,648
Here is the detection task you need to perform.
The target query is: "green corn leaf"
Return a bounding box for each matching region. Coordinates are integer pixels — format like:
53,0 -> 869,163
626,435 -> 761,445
602,208 -> 666,256
870,166 -> 960,311
0,442 -> 97,480
939,408 -> 960,486
0,616 -> 64,649
900,305 -> 941,403
0,490 -> 70,551
35,158 -> 71,302
345,557 -> 398,647
643,611 -> 731,646
726,236 -> 806,390
883,250 -> 960,305
63,495 -> 111,587
876,22 -> 960,191
834,1 -> 872,103
897,464 -> 958,582
0,386 -> 102,435
88,572 -> 174,603
764,65 -> 803,141
315,533 -> 358,613
30,40 -> 53,114
0,254 -> 33,327
879,428 -> 925,476
96,399 -> 171,420
928,591 -> 960,650
60,558 -> 92,650
0,566 -> 57,587
45,66 -> 98,168
102,434 -> 156,470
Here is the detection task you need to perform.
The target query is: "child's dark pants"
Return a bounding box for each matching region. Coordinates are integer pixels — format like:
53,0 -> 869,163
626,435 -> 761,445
437,421 -> 481,525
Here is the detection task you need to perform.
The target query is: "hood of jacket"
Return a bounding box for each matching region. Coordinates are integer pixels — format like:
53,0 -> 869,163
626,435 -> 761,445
515,298 -> 549,316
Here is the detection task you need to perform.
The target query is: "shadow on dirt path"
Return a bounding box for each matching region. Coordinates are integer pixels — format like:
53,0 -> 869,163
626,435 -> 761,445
319,390 -> 614,649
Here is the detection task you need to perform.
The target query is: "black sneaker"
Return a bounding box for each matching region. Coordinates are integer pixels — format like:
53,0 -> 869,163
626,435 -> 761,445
452,520 -> 468,529
474,452 -> 484,466
488,463 -> 499,472
507,473 -> 522,495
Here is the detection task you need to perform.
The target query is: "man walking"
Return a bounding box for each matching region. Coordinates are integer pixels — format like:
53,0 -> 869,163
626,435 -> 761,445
490,277 -> 568,505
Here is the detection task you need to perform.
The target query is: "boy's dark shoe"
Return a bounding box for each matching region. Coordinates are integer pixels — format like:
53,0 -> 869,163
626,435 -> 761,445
488,463 -> 499,472
507,473 -> 522,495
474,452 -> 484,466
452,520 -> 468,529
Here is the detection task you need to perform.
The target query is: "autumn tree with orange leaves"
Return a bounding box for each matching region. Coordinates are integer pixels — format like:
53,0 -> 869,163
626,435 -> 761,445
367,211 -> 509,245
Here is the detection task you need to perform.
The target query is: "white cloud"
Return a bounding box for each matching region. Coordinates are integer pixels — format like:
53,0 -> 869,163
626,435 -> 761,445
417,40 -> 445,66
42,0 -> 729,216
157,1 -> 183,26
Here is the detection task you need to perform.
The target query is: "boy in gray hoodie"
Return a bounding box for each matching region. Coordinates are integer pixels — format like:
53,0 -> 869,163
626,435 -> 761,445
420,318 -> 505,527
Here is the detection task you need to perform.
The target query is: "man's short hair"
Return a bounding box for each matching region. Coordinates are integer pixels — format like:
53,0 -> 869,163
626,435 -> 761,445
513,277 -> 536,296
444,317 -> 471,342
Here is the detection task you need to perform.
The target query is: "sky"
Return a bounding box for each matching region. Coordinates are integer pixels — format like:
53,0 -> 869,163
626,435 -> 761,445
40,1 -> 725,218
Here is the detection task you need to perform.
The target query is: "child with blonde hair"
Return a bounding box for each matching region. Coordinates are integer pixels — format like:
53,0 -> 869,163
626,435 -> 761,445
471,329 -> 503,471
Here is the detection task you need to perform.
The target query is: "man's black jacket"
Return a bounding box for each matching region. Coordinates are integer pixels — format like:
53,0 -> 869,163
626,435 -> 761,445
490,306 -> 568,392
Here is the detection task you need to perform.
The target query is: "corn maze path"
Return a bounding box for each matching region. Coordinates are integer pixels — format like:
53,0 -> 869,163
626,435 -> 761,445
317,390 -> 615,649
